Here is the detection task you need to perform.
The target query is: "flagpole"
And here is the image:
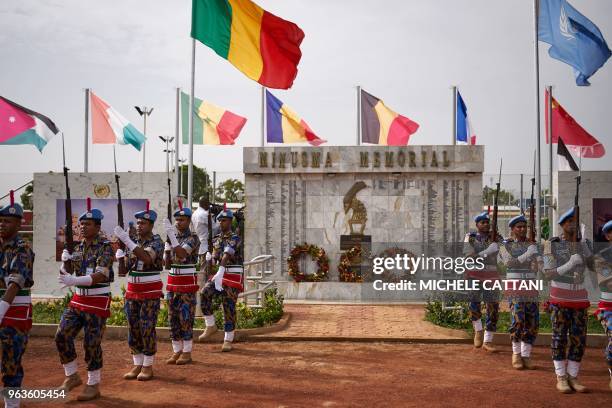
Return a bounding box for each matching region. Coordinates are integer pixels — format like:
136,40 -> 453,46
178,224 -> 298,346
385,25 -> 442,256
261,86 -> 266,147
187,39 -> 196,209
546,85 -> 554,236
533,0 -> 542,243
84,88 -> 90,173
356,85 -> 362,145
452,86 -> 457,145
175,87 -> 181,196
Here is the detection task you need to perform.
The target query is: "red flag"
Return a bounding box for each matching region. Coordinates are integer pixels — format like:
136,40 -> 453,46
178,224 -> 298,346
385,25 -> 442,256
545,90 -> 605,158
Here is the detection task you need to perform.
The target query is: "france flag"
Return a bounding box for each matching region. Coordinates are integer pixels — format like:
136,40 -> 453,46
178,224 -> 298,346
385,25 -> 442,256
456,91 -> 476,146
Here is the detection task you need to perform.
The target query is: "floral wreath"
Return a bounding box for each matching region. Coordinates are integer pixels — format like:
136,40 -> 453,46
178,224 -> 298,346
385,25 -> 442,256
287,243 -> 329,282
338,245 -> 364,283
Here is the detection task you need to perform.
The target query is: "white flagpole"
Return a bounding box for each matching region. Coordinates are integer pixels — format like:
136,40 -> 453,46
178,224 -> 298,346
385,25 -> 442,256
261,86 -> 266,147
187,39 -> 196,209
84,88 -> 90,173
175,87 -> 181,196
546,85 -> 554,236
452,86 -> 457,145
356,85 -> 362,145
533,0 -> 542,242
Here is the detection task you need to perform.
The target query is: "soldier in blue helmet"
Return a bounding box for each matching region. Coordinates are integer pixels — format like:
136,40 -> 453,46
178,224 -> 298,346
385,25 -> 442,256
114,201 -> 164,381
55,200 -> 114,401
162,202 -> 199,365
0,191 -> 34,408
593,219 -> 612,391
198,210 -> 243,352
542,207 -> 594,393
498,214 -> 540,370
463,211 -> 502,351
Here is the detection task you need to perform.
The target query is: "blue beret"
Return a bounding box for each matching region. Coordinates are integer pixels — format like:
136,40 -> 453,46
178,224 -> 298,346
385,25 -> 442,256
217,210 -> 234,221
508,214 -> 527,228
173,207 -> 192,218
79,208 -> 104,221
0,203 -> 24,218
602,220 -> 612,234
558,208 -> 575,225
474,211 -> 489,223
135,210 -> 157,222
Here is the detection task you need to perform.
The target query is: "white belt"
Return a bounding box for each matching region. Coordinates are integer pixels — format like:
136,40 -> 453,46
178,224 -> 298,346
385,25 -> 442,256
170,267 -> 197,276
128,274 -> 161,283
551,280 -> 585,291
76,286 -> 111,296
601,291 -> 612,300
226,265 -> 244,274
11,295 -> 32,305
507,272 -> 536,280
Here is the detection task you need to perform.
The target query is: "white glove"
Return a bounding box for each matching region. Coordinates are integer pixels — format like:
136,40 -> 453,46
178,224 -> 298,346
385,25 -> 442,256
114,226 -> 137,251
58,271 -> 93,288
205,252 -> 212,262
164,242 -> 172,252
213,266 -> 225,291
518,245 -> 538,263
557,254 -> 583,276
163,219 -> 179,248
61,249 -> 73,262
115,248 -> 126,259
478,242 -> 499,257
0,300 -> 10,323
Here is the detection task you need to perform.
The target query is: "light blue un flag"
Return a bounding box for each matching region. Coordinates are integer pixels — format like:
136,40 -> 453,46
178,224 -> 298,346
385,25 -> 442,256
539,0 -> 611,86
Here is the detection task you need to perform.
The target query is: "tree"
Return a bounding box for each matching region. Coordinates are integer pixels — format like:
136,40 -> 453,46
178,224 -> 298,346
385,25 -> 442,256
482,186 -> 516,206
216,179 -> 244,203
20,184 -> 33,210
178,164 -> 213,203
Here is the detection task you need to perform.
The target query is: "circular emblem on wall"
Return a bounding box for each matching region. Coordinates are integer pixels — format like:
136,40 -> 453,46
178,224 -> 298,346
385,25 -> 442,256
94,184 -> 111,198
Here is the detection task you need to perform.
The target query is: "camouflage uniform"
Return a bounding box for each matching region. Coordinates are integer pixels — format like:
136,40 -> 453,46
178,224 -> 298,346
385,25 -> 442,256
498,238 -> 540,346
166,229 -> 199,342
0,234 -> 34,388
200,231 -> 242,332
464,231 -> 501,332
55,236 -> 114,371
593,245 -> 612,370
124,234 -> 164,357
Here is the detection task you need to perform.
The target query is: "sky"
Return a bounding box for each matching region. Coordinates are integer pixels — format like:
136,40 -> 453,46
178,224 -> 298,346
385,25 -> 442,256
1,0 -> 611,203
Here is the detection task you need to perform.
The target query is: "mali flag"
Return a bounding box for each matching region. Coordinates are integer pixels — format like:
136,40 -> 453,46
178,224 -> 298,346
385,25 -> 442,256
191,0 -> 305,89
360,89 -> 419,146
181,92 -> 247,145
266,90 -> 325,146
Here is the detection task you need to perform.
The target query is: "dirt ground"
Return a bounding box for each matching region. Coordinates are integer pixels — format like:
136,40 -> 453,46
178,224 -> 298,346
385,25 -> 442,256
19,338 -> 611,407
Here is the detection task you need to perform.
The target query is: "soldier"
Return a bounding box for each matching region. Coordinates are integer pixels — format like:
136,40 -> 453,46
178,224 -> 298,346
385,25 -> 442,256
0,192 -> 34,408
498,215 -> 540,370
192,196 -> 211,284
55,204 -> 114,401
593,219 -> 612,391
543,207 -> 593,394
464,211 -> 501,351
114,203 -> 164,381
163,203 -> 199,365
198,210 -> 243,352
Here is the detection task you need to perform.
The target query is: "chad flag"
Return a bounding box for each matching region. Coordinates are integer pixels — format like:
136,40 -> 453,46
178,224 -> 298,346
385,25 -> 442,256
266,90 -> 325,146
181,92 -> 247,145
191,0 -> 305,89
360,89 -> 419,146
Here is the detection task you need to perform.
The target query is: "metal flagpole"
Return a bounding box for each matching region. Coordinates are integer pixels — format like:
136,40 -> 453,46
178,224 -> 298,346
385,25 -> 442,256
261,86 -> 266,146
533,0 -> 542,242
546,85 -> 554,234
187,39 -> 196,209
356,85 -> 362,145
84,88 -> 90,173
452,86 -> 457,145
175,87 -> 181,196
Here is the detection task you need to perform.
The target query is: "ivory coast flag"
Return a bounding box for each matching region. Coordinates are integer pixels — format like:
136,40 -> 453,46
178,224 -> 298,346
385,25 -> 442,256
191,0 -> 305,89
360,89 -> 419,146
90,92 -> 146,151
181,92 -> 247,145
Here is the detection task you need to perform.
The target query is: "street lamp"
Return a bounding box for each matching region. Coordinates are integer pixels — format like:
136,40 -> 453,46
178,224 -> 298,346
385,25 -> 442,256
135,106 -> 154,172
158,136 -> 175,176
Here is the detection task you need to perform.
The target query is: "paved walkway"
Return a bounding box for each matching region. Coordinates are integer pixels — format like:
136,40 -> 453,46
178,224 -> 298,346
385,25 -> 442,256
257,304 -> 469,341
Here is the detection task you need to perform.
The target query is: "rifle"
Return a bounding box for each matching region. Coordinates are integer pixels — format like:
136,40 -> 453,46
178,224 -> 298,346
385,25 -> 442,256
573,173 -> 581,242
62,132 -> 74,274
207,191 -> 213,276
113,146 -> 126,275
490,159 -> 502,242
529,155 -> 536,243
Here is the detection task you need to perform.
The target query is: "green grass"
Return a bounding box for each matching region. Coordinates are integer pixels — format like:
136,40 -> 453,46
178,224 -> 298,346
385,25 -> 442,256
33,288 -> 284,330
424,300 -> 605,334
